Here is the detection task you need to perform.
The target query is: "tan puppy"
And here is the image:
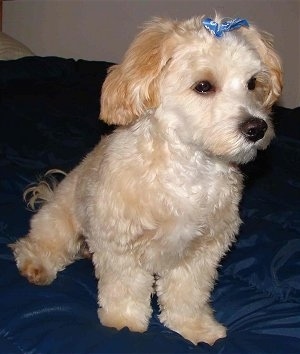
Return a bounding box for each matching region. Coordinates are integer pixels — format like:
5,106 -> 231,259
10,15 -> 282,345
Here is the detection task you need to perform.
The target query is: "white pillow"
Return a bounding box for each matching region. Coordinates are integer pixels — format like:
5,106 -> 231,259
0,32 -> 34,60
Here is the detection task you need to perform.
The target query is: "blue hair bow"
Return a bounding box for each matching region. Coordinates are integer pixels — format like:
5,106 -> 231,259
202,17 -> 249,38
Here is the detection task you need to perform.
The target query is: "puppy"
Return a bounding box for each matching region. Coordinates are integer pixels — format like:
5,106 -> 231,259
10,15 -> 282,345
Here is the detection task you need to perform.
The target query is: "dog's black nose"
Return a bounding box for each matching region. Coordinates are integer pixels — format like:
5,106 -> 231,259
240,118 -> 268,142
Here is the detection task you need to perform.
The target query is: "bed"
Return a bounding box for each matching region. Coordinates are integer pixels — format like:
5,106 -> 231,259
0,46 -> 300,353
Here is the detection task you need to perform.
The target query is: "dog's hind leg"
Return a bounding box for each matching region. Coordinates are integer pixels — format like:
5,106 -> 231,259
10,200 -> 83,285
9,173 -> 84,285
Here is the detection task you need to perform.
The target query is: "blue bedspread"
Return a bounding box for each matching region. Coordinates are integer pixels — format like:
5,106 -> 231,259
0,57 -> 299,354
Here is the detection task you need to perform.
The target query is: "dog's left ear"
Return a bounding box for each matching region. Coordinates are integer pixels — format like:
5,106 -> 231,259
246,28 -> 283,109
100,18 -> 176,125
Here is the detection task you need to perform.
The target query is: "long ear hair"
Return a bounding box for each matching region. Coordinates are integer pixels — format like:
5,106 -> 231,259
244,27 -> 283,109
100,18 -> 176,125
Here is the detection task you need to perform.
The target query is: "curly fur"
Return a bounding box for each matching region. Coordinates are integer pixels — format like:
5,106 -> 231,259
10,14 -> 282,345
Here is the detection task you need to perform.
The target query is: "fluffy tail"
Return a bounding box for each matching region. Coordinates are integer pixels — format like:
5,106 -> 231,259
24,169 -> 67,211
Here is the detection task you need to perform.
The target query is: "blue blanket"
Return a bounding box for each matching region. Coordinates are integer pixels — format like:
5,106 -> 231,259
0,57 -> 299,354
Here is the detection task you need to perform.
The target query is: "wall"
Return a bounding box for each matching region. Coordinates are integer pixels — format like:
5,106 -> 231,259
3,0 -> 300,108
0,1 -> 2,31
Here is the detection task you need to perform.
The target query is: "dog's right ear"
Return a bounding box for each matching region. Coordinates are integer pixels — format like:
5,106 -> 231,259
100,18 -> 176,125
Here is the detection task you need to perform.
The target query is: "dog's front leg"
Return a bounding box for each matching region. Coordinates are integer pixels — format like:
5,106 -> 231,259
93,250 -> 154,333
156,253 -> 226,345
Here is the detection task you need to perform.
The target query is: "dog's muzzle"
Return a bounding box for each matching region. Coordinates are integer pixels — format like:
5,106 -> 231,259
240,117 -> 268,142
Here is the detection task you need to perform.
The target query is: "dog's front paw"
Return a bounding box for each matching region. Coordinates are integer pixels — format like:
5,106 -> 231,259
98,307 -> 149,333
179,321 -> 226,345
160,311 -> 226,345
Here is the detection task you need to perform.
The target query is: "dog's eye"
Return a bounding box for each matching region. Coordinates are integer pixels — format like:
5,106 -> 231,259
247,77 -> 256,91
194,81 -> 214,94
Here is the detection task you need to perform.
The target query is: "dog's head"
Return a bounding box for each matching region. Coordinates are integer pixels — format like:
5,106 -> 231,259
100,15 -> 283,164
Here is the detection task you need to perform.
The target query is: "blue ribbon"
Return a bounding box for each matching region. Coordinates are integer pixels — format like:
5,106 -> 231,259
202,17 -> 249,38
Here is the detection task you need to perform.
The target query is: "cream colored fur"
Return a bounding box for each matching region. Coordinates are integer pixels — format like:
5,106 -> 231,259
10,14 -> 282,345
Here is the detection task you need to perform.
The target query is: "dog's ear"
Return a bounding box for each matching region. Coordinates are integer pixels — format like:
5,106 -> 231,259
246,28 -> 283,109
100,18 -> 176,125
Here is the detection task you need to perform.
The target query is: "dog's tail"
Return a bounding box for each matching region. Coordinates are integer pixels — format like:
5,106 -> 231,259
24,169 -> 67,211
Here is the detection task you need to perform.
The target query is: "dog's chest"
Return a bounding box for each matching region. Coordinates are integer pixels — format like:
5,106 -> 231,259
134,159 -> 242,271
163,155 -> 241,212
